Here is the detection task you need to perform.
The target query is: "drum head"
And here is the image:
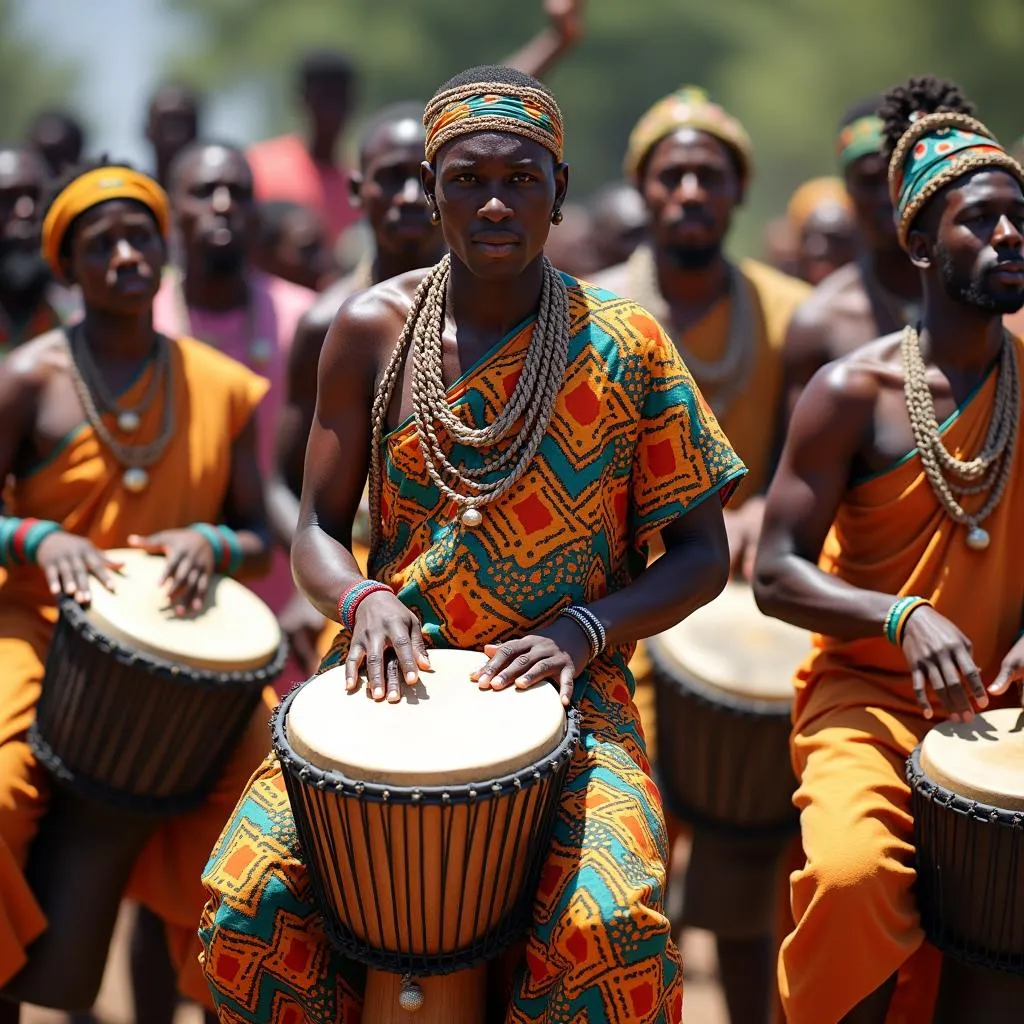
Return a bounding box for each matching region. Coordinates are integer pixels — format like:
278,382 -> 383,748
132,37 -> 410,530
84,548 -> 282,672
919,708 -> 1024,811
286,649 -> 567,786
647,582 -> 808,702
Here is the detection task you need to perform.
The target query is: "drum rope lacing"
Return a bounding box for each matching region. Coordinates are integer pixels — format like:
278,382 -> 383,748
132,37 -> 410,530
901,325 -> 1019,550
367,254 -> 571,539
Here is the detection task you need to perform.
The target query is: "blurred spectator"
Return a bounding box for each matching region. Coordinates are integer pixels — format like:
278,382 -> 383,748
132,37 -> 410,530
0,145 -> 72,353
146,83 -> 201,188
762,215 -> 799,277
589,182 -> 647,272
253,200 -> 336,292
543,202 -> 600,278
25,109 -> 85,177
786,176 -> 859,285
247,51 -> 360,246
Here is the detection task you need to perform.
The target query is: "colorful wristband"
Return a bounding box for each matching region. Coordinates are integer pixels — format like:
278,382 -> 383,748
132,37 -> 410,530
558,605 -> 607,661
217,524 -> 243,576
884,596 -> 930,645
338,579 -> 394,631
0,517 -> 62,566
191,523 -> 226,570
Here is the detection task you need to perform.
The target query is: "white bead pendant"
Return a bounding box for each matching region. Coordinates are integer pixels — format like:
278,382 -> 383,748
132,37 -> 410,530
461,507 -> 483,528
965,525 -> 990,551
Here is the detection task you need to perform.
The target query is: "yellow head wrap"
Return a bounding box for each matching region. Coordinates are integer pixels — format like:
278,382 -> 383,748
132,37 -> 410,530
786,177 -> 853,234
41,167 -> 170,276
624,85 -> 754,185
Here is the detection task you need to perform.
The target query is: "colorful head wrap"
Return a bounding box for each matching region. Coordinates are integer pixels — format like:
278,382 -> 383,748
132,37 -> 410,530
836,115 -> 885,170
41,166 -> 170,276
888,111 -> 1024,250
423,84 -> 564,162
786,177 -> 853,234
623,85 -> 753,185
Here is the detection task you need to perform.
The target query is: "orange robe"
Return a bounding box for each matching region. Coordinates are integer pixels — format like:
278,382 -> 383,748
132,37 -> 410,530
0,335 -> 274,1006
779,343 -> 1024,1024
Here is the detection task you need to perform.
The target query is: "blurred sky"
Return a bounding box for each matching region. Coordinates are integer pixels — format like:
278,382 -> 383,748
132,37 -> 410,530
14,0 -> 262,166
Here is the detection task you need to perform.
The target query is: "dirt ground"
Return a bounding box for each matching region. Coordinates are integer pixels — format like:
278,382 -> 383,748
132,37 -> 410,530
21,906 -> 730,1024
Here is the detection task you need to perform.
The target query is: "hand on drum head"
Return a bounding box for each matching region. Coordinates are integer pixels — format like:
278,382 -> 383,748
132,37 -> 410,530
988,634 -> 1024,704
36,532 -> 122,605
346,591 -> 431,701
901,605 -> 988,722
128,529 -> 215,616
472,619 -> 591,707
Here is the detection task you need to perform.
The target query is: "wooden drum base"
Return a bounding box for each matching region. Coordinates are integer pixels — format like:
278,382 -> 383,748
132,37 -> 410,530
933,958 -> 1024,1023
364,965 -> 487,1024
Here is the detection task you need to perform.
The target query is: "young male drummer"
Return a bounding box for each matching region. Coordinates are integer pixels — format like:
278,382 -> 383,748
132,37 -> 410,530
200,65 -> 745,1023
753,80 -> 1024,1023
0,161 -> 275,1019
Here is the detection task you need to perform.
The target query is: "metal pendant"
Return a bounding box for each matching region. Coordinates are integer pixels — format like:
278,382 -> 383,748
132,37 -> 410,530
965,525 -> 990,551
398,976 -> 424,1012
460,507 -> 483,528
117,410 -> 141,433
122,467 -> 149,493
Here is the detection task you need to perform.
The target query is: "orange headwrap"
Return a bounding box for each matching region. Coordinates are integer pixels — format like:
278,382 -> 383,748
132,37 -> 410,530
41,167 -> 170,276
786,176 -> 853,234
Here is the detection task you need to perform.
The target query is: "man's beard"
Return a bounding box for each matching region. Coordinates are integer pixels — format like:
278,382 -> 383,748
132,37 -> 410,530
200,244 -> 246,277
663,242 -> 721,271
0,245 -> 50,303
936,243 -> 1024,315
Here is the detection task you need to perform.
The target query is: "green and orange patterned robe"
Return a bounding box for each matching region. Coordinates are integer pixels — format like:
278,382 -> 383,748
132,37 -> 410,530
198,277 -> 746,1023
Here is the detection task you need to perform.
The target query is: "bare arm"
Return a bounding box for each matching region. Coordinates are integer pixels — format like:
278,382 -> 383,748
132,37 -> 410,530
220,414 -> 272,578
753,361 -> 897,638
502,0 -> 585,79
780,301 -> 833,427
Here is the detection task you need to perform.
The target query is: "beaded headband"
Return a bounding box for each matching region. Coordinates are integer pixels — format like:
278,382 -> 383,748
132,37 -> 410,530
423,83 -> 565,162
623,85 -> 754,185
836,115 -> 885,170
42,166 -> 170,277
888,111 -> 1024,250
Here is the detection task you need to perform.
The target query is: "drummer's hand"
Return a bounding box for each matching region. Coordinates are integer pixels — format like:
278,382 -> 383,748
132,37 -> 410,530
901,606 -> 987,723
279,592 -> 325,678
988,633 -> 1024,704
472,619 -> 590,707
723,497 -> 764,581
127,529 -> 215,616
347,591 -> 430,702
36,533 -> 122,605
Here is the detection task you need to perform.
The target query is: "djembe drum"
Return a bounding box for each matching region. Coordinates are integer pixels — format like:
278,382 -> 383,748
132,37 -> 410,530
274,649 -> 580,1024
646,581 -> 809,935
908,708 -> 1024,1023
6,548 -> 285,1010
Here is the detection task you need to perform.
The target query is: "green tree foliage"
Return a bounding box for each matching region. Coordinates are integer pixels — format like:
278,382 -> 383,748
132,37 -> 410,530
166,0 -> 1023,253
0,0 -> 79,143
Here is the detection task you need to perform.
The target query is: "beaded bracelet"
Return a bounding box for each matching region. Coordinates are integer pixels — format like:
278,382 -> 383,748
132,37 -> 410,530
0,517 -> 62,567
558,605 -> 607,661
191,523 -> 245,576
338,580 -> 394,631
884,596 -> 931,646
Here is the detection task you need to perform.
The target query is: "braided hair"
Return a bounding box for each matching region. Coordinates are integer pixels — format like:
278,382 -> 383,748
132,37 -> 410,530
878,76 -> 975,159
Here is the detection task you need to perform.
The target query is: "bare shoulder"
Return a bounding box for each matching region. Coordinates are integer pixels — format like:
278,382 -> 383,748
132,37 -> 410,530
0,329 -> 69,390
803,332 -> 899,412
791,263 -> 868,331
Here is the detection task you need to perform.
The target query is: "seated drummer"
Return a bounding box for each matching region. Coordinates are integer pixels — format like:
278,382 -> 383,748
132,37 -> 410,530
0,161 -> 275,1018
200,66 -> 745,1023
753,78 -> 1024,1023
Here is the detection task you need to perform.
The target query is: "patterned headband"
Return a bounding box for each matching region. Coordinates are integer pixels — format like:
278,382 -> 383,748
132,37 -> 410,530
888,111 -> 1024,250
623,85 -> 754,184
42,166 -> 170,277
836,115 -> 885,170
423,83 -> 565,162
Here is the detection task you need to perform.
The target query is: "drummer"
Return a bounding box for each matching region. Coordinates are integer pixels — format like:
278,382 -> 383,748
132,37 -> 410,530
753,78 -> 1024,1023
200,65 -> 745,1023
0,161 -> 275,1019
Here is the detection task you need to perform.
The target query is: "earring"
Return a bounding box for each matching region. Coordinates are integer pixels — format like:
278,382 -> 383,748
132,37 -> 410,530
429,201 -> 441,225
551,207 -> 563,225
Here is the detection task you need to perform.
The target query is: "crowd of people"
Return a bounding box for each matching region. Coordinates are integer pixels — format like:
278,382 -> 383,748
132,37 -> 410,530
0,2 -> 1022,1023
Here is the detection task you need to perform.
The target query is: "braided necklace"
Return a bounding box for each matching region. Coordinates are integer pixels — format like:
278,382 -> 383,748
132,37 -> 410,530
368,255 -> 570,547
901,325 -> 1019,551
626,244 -> 754,418
65,326 -> 176,493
